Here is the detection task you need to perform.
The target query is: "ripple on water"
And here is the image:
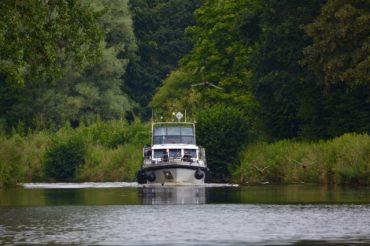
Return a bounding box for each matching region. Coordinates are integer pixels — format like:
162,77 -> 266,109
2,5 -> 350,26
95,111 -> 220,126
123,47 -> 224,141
1,204 -> 370,245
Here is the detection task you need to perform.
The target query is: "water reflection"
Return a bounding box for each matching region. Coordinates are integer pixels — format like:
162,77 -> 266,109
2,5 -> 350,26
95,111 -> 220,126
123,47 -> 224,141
1,183 -> 370,206
140,187 -> 206,205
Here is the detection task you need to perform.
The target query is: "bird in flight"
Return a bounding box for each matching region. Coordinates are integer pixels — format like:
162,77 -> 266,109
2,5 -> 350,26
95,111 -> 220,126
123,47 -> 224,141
191,81 -> 223,90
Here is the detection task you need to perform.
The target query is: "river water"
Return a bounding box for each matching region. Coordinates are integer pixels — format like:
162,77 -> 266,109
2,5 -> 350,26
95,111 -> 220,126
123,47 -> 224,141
1,183 -> 370,245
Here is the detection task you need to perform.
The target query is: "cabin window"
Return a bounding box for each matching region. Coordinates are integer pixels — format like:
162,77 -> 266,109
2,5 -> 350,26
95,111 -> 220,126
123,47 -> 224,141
167,127 -> 181,135
154,149 -> 166,158
169,149 -> 181,158
153,136 -> 164,144
184,149 -> 196,158
182,136 -> 194,144
181,127 -> 193,136
154,127 -> 166,136
153,125 -> 195,144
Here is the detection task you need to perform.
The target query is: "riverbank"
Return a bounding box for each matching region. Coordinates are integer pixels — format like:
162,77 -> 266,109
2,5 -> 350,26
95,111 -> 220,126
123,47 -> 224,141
0,120 -> 150,187
236,133 -> 370,185
1,122 -> 369,187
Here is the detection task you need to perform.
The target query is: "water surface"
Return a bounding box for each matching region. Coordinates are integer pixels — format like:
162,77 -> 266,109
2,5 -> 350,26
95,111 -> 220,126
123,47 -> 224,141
0,183 -> 369,245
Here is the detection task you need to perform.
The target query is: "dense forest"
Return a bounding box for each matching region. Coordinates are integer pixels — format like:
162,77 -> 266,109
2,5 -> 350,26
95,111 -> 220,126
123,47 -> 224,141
0,0 -> 369,186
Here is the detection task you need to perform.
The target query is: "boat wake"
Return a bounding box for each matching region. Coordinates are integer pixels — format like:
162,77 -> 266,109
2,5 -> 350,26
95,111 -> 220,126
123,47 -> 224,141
21,182 -> 139,189
21,182 -> 238,189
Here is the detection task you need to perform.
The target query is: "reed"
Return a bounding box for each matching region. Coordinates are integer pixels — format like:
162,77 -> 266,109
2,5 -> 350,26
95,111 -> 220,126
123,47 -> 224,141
0,131 -> 51,187
77,143 -> 142,182
0,120 -> 150,186
236,133 -> 370,185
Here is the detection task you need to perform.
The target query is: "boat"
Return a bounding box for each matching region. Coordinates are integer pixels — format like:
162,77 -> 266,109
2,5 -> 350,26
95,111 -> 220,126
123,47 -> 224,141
137,112 -> 207,185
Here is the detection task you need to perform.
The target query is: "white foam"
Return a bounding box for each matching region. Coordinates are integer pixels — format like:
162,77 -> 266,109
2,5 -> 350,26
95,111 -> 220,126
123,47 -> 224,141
203,183 -> 239,187
21,182 -> 238,189
21,182 -> 140,189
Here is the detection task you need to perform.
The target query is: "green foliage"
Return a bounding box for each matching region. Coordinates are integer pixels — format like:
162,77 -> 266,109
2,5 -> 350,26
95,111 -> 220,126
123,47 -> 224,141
0,131 -> 50,187
125,0 -> 202,116
44,134 -> 86,182
151,0 -> 262,132
150,69 -> 201,113
0,135 -> 24,187
77,143 -> 142,182
182,0 -> 254,87
245,0 -> 324,139
0,0 -> 103,86
196,105 -> 251,181
79,119 -> 150,148
238,133 -> 370,185
303,0 -> 370,87
0,120 -> 150,185
180,0 -> 256,108
0,0 -> 136,131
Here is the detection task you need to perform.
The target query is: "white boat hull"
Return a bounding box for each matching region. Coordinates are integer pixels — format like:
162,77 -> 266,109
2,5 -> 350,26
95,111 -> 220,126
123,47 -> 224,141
139,165 -> 206,185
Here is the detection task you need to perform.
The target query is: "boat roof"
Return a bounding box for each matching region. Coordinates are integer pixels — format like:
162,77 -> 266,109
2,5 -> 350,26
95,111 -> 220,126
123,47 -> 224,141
151,144 -> 198,149
152,121 -> 195,126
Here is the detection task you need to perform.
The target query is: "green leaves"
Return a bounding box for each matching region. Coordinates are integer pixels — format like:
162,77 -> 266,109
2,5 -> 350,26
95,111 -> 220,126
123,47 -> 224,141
0,0 -> 136,130
303,0 -> 370,87
125,0 -> 202,114
0,0 -> 104,86
196,105 -> 251,181
45,135 -> 86,182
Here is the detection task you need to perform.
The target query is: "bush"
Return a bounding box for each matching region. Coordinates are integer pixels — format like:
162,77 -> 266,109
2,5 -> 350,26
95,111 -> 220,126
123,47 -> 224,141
77,143 -> 142,182
196,105 -> 251,181
78,119 -> 150,148
44,135 -> 86,181
0,119 -> 150,184
237,133 -> 370,185
0,135 -> 24,187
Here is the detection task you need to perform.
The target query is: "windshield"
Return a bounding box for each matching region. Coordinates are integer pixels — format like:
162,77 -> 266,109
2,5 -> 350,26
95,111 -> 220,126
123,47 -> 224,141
153,125 -> 195,144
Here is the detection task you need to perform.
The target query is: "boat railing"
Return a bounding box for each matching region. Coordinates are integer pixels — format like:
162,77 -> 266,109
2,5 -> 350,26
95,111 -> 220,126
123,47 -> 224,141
143,156 -> 204,166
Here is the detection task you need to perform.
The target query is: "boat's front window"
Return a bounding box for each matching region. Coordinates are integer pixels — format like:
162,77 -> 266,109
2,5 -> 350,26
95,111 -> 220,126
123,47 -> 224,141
167,127 -> 181,135
153,125 -> 195,144
154,149 -> 166,158
169,149 -> 181,158
181,127 -> 193,135
154,127 -> 166,136
184,149 -> 197,158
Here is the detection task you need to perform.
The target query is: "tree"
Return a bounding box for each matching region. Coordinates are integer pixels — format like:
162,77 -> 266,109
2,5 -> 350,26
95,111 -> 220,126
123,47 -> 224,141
0,0 -> 103,86
245,0 -> 324,139
152,0 -> 261,125
0,0 -> 136,130
59,0 -> 136,125
303,0 -> 370,87
125,0 -> 202,117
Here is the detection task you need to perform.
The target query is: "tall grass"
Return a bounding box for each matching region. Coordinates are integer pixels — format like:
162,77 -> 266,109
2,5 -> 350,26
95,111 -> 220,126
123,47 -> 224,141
77,144 -> 142,182
0,120 -> 150,187
0,131 -> 50,187
236,133 -> 370,185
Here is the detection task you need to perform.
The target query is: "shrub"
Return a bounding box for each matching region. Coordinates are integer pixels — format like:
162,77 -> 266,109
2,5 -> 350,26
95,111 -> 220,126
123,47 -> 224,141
237,133 -> 370,185
196,105 -> 251,181
77,143 -> 142,182
0,135 -> 24,187
44,135 -> 86,181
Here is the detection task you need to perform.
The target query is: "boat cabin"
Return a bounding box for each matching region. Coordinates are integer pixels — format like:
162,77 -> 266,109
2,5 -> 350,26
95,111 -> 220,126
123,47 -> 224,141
142,122 -> 206,165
